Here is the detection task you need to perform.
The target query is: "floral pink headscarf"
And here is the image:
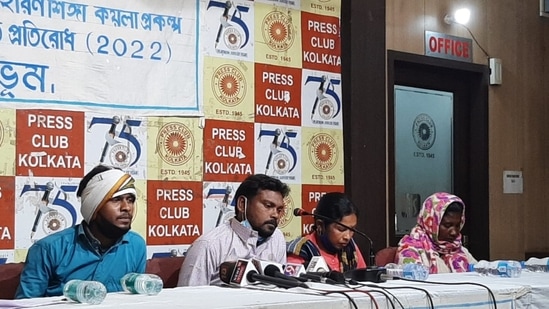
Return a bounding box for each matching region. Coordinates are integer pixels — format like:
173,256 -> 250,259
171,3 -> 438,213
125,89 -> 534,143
396,192 -> 470,273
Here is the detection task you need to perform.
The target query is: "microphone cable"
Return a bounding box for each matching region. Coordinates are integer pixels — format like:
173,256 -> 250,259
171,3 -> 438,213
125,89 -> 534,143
238,280 -> 361,309
341,280 -> 398,309
257,285 -> 362,309
368,289 -> 402,309
302,280 -> 378,309
355,282 -> 434,309
339,279 -> 398,309
409,278 -> 498,309
347,275 -> 498,309
310,270 -> 394,308
309,286 -> 377,309
317,290 -> 360,309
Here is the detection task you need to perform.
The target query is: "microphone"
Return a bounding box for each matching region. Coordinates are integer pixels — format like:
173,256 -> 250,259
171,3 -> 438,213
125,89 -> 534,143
345,267 -> 388,283
31,182 -> 54,239
216,186 -> 233,226
265,128 -> 281,174
283,260 -> 339,284
219,260 -> 309,289
221,186 -> 232,205
323,271 -> 346,284
219,259 -> 258,286
379,272 -> 401,281
100,115 -> 120,163
310,75 -> 326,119
293,208 -> 376,267
304,271 -> 346,284
283,263 -> 307,277
305,256 -> 330,272
305,257 -> 345,284
215,0 -> 232,48
251,258 -> 284,275
299,272 -> 337,284
263,264 -> 305,284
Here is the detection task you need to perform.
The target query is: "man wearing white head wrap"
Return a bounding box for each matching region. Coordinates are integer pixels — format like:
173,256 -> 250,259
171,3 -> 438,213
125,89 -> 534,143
16,165 -> 146,299
80,168 -> 137,224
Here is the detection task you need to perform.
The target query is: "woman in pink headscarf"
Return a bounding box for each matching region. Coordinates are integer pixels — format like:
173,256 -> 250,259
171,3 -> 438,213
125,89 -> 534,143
395,192 -> 477,274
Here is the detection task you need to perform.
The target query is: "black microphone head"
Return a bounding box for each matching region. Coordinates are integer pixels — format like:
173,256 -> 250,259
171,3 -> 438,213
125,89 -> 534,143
326,271 -> 346,284
219,261 -> 236,285
264,264 -> 281,277
245,270 -> 260,283
344,267 -> 387,283
293,208 -> 310,216
219,259 -> 260,286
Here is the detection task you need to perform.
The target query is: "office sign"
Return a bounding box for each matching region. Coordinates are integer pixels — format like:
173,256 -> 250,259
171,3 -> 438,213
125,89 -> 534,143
425,31 -> 472,62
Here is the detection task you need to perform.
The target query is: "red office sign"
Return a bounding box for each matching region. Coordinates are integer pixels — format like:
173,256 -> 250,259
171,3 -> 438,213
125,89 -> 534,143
425,31 -> 472,62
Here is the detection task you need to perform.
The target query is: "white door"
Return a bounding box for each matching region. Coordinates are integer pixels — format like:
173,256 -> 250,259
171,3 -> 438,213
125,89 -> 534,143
394,85 -> 453,235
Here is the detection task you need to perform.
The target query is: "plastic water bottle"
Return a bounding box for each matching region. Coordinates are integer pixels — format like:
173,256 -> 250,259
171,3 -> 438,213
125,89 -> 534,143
470,260 -> 521,277
63,279 -> 107,305
492,260 -> 522,278
522,257 -> 549,272
402,263 -> 429,280
121,273 -> 163,295
468,260 -> 490,276
384,263 -> 404,278
384,263 -> 429,280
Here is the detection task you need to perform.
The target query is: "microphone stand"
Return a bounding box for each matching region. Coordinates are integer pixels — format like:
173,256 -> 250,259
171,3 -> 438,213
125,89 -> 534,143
294,209 -> 377,267
338,223 -> 376,268
295,209 -> 386,283
335,222 -> 376,268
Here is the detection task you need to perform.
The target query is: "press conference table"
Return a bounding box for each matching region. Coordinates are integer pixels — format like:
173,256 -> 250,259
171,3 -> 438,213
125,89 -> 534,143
4,272 -> 549,309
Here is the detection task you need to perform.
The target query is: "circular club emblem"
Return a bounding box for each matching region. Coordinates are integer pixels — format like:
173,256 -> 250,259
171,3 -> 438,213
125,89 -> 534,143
223,27 -> 242,50
156,122 -> 194,166
42,211 -> 66,234
261,10 -> 294,52
319,98 -> 335,120
109,144 -> 131,169
273,152 -> 290,175
308,133 -> 338,172
278,195 -> 293,228
412,113 -> 436,150
212,64 -> 246,107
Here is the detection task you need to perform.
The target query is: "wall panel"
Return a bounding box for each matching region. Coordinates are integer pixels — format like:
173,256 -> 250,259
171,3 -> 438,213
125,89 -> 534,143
387,0 -> 549,259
